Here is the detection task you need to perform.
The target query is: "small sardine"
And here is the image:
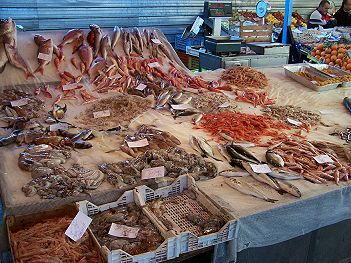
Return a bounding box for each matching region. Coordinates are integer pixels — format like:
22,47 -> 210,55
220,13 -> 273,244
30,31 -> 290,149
231,144 -> 261,163
100,34 -> 111,60
268,170 -> 303,180
226,145 -> 259,164
112,26 -> 121,51
156,93 -> 171,108
174,109 -> 199,118
196,136 -> 222,161
192,113 -> 203,125
217,144 -> 231,162
225,178 -> 278,203
266,150 -> 285,167
172,92 -> 183,101
270,178 -> 302,198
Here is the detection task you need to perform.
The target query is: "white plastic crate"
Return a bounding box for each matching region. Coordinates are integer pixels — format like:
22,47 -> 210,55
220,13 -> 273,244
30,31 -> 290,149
135,175 -> 236,254
77,190 -> 179,263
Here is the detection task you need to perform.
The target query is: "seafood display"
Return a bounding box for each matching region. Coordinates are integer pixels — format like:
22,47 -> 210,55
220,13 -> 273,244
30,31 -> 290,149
77,93 -> 153,130
191,92 -> 237,112
196,112 -> 290,145
221,66 -> 268,89
90,203 -> 164,254
120,125 -> 181,157
99,147 -> 217,188
267,138 -> 351,184
147,190 -> 225,236
10,216 -> 102,262
234,89 -> 274,107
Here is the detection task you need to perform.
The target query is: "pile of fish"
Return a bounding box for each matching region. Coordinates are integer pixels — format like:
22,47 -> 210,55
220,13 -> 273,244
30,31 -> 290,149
267,138 -> 351,184
99,147 -> 217,188
330,127 -> 351,143
191,92 -> 237,113
90,203 -> 164,254
263,105 -> 321,127
21,145 -> 105,199
120,125 -> 181,157
147,190 -> 225,236
0,18 -> 33,78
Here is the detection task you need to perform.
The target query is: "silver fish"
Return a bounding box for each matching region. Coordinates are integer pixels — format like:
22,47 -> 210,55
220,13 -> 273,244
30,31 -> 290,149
0,43 -> 8,73
0,18 -> 15,37
88,56 -> 106,80
174,109 -> 199,118
172,92 -> 183,101
270,178 -> 302,198
225,178 -> 277,203
100,34 -> 111,60
189,135 -> 203,155
219,170 -> 250,177
112,26 -> 121,51
226,145 -> 259,164
268,170 -> 303,180
230,144 -> 261,163
4,43 -> 33,79
156,93 -> 171,108
266,150 -> 285,167
196,136 -> 222,161
217,144 -> 232,162
135,28 -> 144,52
173,96 -> 192,105
192,113 -> 203,125
241,162 -> 281,191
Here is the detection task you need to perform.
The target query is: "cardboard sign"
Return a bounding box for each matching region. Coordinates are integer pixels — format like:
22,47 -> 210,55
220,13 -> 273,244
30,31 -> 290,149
93,110 -> 111,118
141,166 -> 165,179
249,164 -> 272,174
126,138 -> 149,148
65,211 -> 92,242
135,83 -> 147,91
108,223 -> 139,238
49,123 -> 69,131
11,98 -> 28,107
37,52 -> 52,61
313,155 -> 334,164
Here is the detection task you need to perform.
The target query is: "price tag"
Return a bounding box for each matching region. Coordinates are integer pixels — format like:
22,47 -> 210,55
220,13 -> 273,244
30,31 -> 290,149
319,109 -> 335,114
218,102 -> 231,108
141,166 -> 165,179
313,155 -> 334,164
151,38 -> 162,44
126,138 -> 149,148
93,110 -> 111,118
11,98 -> 28,107
249,164 -> 272,174
65,211 -> 92,242
287,118 -> 302,126
62,83 -> 78,91
108,223 -> 139,238
49,123 -> 68,131
37,52 -> 52,61
170,104 -> 193,110
135,83 -> 147,91
311,80 -> 318,84
148,62 -> 161,68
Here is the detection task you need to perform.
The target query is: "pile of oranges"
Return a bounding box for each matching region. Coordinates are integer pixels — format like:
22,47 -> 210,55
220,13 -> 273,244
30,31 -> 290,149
310,44 -> 351,72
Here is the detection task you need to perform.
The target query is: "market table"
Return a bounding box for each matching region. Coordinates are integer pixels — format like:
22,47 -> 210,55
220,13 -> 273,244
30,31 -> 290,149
1,29 -> 351,262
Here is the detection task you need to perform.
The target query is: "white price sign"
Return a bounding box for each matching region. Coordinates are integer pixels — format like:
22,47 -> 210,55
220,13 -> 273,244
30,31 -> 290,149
108,223 -> 139,238
249,164 -> 272,174
37,52 -> 52,61
287,118 -> 302,126
135,83 -> 147,91
65,211 -> 92,242
93,110 -> 111,118
313,155 -> 334,164
126,138 -> 149,148
49,123 -> 69,131
141,166 -> 165,179
11,98 -> 28,107
148,62 -> 161,68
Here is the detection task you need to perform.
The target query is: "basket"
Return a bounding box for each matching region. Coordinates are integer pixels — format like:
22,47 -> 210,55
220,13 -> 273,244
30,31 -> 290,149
175,34 -> 204,51
135,175 -> 236,254
78,190 -> 179,263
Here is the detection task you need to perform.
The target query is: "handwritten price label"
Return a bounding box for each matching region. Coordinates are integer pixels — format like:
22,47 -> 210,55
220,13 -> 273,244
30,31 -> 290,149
37,52 -> 52,61
11,98 -> 28,107
93,110 -> 111,118
126,138 -> 149,148
151,38 -> 162,44
249,164 -> 272,174
135,83 -> 147,91
141,166 -> 165,179
65,211 -> 92,242
313,155 -> 334,164
108,223 -> 140,238
49,123 -> 69,131
148,62 -> 161,68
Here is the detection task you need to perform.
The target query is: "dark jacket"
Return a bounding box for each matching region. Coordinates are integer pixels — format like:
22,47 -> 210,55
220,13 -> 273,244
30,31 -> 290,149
334,8 -> 351,26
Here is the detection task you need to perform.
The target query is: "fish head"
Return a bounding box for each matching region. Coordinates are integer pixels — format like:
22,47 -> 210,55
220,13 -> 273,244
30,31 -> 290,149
0,18 -> 14,36
34,34 -> 47,45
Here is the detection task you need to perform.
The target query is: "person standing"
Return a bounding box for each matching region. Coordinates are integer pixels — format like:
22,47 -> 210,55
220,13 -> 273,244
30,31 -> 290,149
334,0 -> 351,26
308,0 -> 336,28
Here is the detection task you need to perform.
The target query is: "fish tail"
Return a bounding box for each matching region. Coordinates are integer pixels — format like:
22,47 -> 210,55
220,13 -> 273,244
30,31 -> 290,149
34,66 -> 44,75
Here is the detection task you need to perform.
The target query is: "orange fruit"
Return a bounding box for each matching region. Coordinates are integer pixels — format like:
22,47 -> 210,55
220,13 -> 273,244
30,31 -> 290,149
347,63 -> 351,70
311,52 -> 316,57
316,50 -> 321,55
331,55 -> 337,61
331,50 -> 338,56
321,51 -> 326,57
315,55 -> 321,59
336,59 -> 342,65
325,54 -> 331,59
338,53 -> 345,59
331,45 -> 338,50
325,58 -> 331,64
317,44 -> 324,50
329,62 -> 335,66
347,58 -> 351,64
325,48 -> 332,53
342,66 -> 346,70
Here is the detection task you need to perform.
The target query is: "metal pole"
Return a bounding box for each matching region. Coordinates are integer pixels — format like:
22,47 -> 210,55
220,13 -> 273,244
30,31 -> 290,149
282,0 -> 293,44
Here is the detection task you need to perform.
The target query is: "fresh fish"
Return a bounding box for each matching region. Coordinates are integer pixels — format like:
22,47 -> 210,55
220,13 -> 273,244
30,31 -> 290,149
89,24 -> 102,57
130,32 -> 141,55
58,29 -> 83,50
112,26 -> 121,51
268,170 -> 303,180
71,129 -> 92,142
219,170 -> 250,177
0,18 -> 15,37
225,178 -> 278,203
135,28 -> 144,52
159,44 -> 173,61
122,32 -> 131,57
192,113 -> 203,124
226,145 -> 259,164
266,150 -> 284,167
343,97 -> 351,113
241,162 -> 281,192
33,35 -> 53,75
88,56 -> 106,80
270,178 -> 302,198
1,19 -> 17,47
217,144 -> 232,162
189,135 -> 203,155
4,43 -> 33,79
230,144 -> 261,163
156,93 -> 171,108
78,44 -> 94,72
172,92 -> 183,101
196,136 -> 222,161
219,132 -> 233,142
174,109 -> 199,118
0,43 -> 8,73
100,34 -> 111,60
174,96 -> 192,105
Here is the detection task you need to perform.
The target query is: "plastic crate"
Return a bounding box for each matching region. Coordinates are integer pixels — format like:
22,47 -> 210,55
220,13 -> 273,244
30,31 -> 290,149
175,34 -> 204,51
135,175 -> 236,254
78,190 -> 179,263
188,56 -> 200,71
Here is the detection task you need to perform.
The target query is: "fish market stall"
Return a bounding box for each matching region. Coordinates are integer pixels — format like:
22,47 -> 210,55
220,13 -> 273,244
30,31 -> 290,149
1,17 -> 351,263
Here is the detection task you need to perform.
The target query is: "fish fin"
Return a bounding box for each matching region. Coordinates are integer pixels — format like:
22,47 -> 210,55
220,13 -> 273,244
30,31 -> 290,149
34,66 -> 44,75
277,189 -> 286,195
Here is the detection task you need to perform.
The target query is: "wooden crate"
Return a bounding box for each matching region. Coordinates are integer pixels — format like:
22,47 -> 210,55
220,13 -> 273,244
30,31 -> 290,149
240,23 -> 273,43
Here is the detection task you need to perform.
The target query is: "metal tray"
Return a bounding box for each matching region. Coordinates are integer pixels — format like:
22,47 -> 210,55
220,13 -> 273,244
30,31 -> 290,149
310,64 -> 351,87
284,64 -> 341,92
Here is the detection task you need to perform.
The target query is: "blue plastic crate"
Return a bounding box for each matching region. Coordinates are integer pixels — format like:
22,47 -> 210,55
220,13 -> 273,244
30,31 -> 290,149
175,34 -> 204,51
